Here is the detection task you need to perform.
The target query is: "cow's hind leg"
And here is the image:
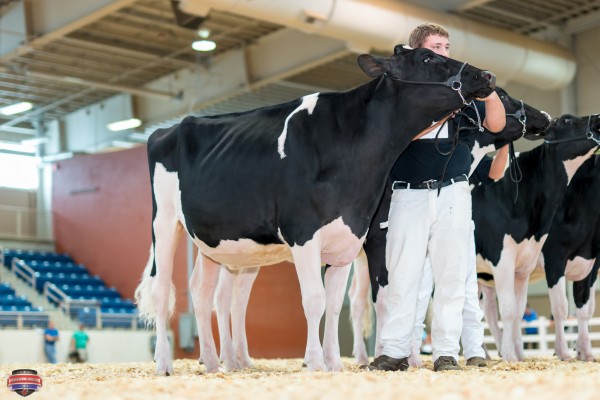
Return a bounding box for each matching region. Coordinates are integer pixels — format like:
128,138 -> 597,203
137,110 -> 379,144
479,283 -> 502,358
291,241 -> 327,371
323,263 -> 352,371
190,253 -> 221,373
134,201 -> 182,375
575,269 -> 598,361
215,265 -> 236,371
232,267 -> 260,369
348,252 -> 371,365
494,259 -> 519,362
513,277 -> 529,361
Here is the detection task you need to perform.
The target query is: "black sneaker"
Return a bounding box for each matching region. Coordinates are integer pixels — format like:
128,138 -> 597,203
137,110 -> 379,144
466,356 -> 487,367
362,355 -> 409,371
434,356 -> 461,371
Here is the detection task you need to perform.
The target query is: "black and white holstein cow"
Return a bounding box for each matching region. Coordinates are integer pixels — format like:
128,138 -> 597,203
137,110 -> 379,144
473,114 -> 600,362
350,88 -> 551,365
540,140 -> 600,361
134,45 -> 497,375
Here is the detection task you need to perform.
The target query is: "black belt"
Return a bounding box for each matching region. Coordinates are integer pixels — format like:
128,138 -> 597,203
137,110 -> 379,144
392,174 -> 468,190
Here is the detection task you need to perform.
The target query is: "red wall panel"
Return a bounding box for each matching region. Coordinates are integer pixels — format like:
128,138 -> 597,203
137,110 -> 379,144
52,146 -> 307,359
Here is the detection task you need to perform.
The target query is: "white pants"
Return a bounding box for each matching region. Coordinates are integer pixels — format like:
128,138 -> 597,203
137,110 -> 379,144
413,226 -> 485,359
380,181 -> 471,360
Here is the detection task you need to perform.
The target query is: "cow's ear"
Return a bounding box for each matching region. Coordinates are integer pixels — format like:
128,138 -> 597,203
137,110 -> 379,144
357,54 -> 387,78
394,44 -> 412,55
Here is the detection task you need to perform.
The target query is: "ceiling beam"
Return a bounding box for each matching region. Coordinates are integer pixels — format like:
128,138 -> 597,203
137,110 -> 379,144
456,0 -> 495,12
0,66 -> 181,101
1,0 -> 139,63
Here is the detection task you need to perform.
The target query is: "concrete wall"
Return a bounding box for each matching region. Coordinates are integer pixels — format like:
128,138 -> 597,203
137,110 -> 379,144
0,329 -> 155,364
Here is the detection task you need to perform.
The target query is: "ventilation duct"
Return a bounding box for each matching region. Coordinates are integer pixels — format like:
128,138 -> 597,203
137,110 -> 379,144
179,0 -> 576,90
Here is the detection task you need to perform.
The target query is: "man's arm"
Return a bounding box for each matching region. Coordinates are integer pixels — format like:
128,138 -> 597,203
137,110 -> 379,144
488,144 -> 509,180
478,91 -> 506,133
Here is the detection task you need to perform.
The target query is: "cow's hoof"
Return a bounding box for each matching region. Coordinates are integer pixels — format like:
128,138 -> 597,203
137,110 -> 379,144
353,348 -> 369,366
408,354 -> 423,368
302,359 -> 327,372
325,359 -> 343,372
237,356 -> 253,369
155,363 -> 173,376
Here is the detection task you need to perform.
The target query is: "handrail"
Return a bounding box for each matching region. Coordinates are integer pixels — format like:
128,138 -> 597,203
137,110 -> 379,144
12,258 -> 36,288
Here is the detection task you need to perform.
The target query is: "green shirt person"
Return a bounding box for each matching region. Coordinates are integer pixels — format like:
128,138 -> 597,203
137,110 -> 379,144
69,325 -> 90,363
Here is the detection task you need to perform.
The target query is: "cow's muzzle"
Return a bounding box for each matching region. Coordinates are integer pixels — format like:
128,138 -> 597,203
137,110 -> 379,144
482,70 -> 496,87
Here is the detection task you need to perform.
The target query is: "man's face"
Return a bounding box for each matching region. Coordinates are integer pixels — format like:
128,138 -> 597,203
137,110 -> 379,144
421,34 -> 450,57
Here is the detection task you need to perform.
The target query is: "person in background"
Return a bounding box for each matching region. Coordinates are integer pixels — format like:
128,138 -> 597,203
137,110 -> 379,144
69,324 -> 90,363
43,320 -> 59,364
523,304 -> 539,349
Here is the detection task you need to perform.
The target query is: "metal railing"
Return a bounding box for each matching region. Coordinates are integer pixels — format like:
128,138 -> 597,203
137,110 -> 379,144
0,205 -> 52,240
483,316 -> 600,356
11,258 -> 36,288
0,311 -> 49,329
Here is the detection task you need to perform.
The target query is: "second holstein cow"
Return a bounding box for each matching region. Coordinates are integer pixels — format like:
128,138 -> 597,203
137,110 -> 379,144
473,114 -> 600,362
134,46 -> 496,375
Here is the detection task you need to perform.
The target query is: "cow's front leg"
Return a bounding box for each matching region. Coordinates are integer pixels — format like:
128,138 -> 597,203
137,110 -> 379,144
575,277 -> 597,361
548,277 -> 572,360
291,242 -> 327,371
348,252 -> 370,365
190,253 -> 221,373
323,263 -> 352,371
215,265 -> 237,371
373,286 -> 389,358
232,267 -> 260,369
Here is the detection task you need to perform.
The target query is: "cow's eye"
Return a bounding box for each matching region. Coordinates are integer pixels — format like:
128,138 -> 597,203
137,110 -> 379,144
564,118 -> 571,124
423,56 -> 431,64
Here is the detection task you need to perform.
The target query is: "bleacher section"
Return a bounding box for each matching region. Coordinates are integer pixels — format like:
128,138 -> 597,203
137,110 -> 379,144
1,248 -> 140,329
0,282 -> 49,328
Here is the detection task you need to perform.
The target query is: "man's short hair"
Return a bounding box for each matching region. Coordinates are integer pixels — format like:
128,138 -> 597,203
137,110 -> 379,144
409,23 -> 449,49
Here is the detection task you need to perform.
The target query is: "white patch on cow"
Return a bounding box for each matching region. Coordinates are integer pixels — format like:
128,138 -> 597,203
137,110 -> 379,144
476,234 -> 548,281
565,256 -> 595,281
563,147 -> 597,185
469,141 -> 495,177
194,217 -> 364,269
153,162 -> 189,235
277,93 -> 319,159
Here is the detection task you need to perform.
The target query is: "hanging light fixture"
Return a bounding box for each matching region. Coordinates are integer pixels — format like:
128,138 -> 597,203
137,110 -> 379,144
192,27 -> 216,52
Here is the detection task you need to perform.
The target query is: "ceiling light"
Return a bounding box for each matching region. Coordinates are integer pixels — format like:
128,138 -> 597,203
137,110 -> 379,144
107,118 -> 142,132
0,141 -> 36,153
197,28 -> 211,38
0,102 -> 33,116
192,40 -> 216,52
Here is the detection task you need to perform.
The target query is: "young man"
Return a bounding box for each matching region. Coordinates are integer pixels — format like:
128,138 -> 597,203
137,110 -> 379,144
70,324 -> 90,363
366,23 -> 506,372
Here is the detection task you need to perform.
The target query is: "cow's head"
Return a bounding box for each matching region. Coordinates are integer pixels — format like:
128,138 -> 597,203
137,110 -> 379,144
486,87 -> 551,146
543,114 -> 600,155
357,45 -> 496,113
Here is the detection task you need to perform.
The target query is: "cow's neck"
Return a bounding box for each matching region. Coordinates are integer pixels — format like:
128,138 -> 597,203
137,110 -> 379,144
513,144 -> 596,234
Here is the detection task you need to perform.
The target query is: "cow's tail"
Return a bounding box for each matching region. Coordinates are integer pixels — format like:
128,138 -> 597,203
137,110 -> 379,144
134,244 -> 176,327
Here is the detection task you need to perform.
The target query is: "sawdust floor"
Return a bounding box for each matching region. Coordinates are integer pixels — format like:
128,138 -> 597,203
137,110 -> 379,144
1,357 -> 599,400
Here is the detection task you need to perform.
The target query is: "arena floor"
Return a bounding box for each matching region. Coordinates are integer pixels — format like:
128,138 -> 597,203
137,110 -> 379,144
2,357 -> 599,400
